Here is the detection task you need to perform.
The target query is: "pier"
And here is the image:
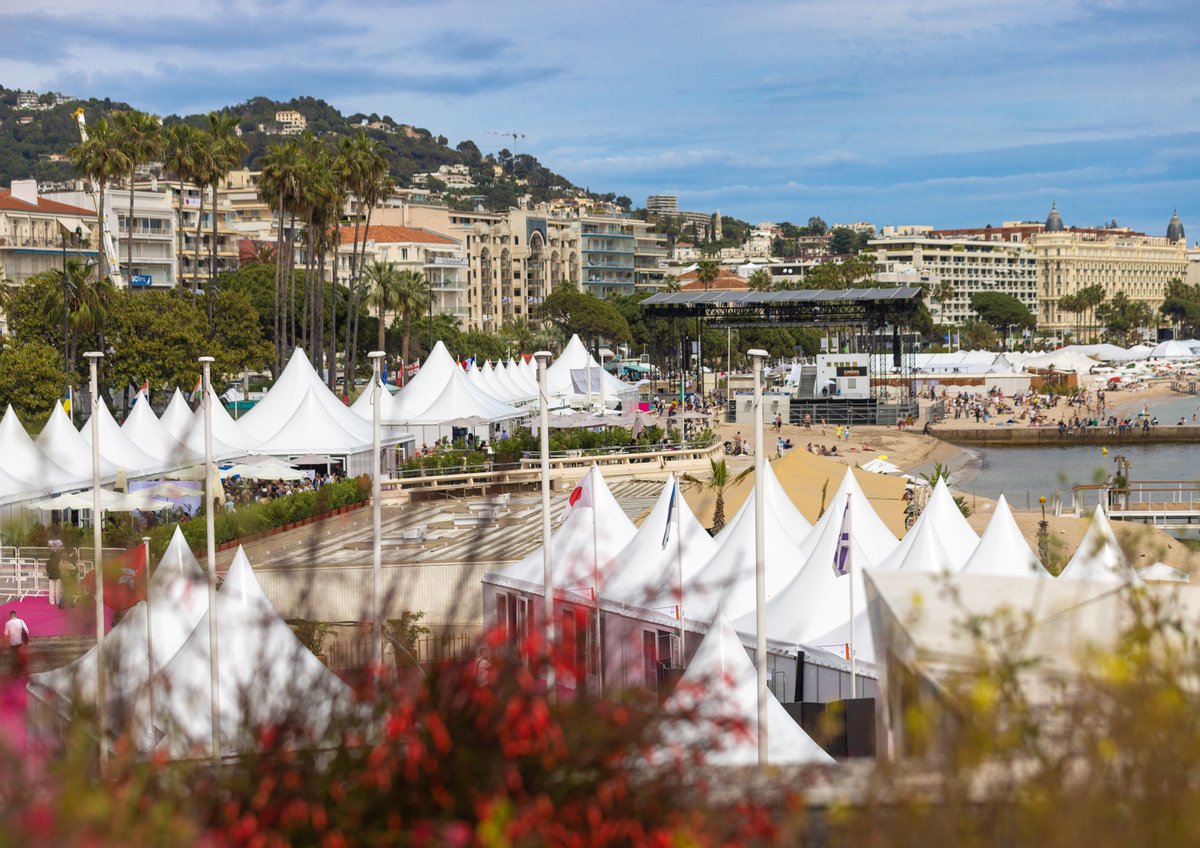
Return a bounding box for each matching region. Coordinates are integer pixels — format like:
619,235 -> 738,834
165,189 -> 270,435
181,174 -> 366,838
1070,480 -> 1200,529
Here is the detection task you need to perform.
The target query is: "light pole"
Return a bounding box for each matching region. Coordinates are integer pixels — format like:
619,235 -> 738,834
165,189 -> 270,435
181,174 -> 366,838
142,534 -> 154,748
598,347 -> 612,416
368,351 -> 385,672
84,350 -> 106,771
748,347 -> 769,766
534,350 -> 555,703
199,354 -> 220,764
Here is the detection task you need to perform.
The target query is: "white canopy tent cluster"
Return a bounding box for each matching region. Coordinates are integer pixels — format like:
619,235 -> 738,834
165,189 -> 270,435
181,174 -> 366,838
26,528 -> 355,757
484,459 -> 1151,766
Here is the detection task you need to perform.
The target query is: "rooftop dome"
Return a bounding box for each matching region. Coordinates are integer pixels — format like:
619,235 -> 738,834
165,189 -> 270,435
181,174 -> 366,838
1044,202 -> 1065,233
1167,209 -> 1185,243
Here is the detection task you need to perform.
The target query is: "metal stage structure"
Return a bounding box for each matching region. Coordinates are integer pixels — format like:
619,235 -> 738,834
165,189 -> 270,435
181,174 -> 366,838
640,287 -> 925,425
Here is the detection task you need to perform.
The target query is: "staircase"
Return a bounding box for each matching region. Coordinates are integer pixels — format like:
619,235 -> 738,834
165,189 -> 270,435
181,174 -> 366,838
798,366 -> 817,400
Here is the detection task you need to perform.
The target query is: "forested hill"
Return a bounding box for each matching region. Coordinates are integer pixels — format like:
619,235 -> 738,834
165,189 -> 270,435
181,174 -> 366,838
0,88 -> 595,210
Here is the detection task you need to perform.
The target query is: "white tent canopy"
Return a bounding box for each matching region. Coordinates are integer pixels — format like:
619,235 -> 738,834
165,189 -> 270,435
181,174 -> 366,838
147,547 -> 355,757
37,401 -> 118,481
388,341 -> 521,426
239,348 -> 372,446
349,374 -> 405,426
0,404 -> 79,492
546,335 -> 630,400
882,478 -> 979,572
959,495 -> 1045,577
27,527 -> 209,749
158,389 -> 196,442
251,387 -> 373,456
492,466 -> 636,590
79,398 -> 163,476
1057,504 -> 1142,585
660,613 -> 834,767
121,392 -> 199,468
602,476 -> 718,611
29,488 -> 174,512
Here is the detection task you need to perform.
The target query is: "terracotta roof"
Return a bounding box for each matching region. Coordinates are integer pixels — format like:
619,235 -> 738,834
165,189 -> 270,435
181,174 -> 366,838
678,268 -> 749,291
0,190 -> 95,216
336,225 -> 456,246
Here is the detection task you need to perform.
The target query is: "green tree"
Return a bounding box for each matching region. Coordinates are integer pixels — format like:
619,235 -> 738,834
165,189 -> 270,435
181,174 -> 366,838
394,270 -> 433,368
362,260 -> 403,360
662,274 -> 681,293
103,289 -> 210,393
959,317 -> 999,350
682,458 -> 751,533
258,140 -> 305,368
112,110 -> 163,275
1160,278 -> 1200,338
538,287 -> 631,349
162,122 -> 212,300
747,268 -> 773,291
37,259 -> 115,374
829,227 -> 859,255
68,116 -> 130,282
969,291 -> 1035,348
932,280 -> 956,324
202,112 -> 249,323
207,287 -> 272,380
1097,291 -> 1153,345
0,339 -> 65,429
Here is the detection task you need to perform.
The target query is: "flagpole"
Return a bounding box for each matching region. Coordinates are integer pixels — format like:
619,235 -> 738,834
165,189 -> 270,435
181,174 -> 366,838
675,479 -> 685,667
535,350 -> 555,704
142,535 -> 153,748
848,493 -> 857,698
84,351 -> 106,773
590,464 -> 603,695
748,347 -> 768,767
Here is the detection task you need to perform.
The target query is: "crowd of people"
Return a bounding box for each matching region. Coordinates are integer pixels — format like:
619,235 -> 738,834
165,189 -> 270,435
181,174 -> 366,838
221,469 -> 344,508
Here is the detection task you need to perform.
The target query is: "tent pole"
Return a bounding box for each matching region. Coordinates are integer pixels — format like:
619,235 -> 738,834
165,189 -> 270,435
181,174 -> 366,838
369,353 -> 385,674
84,351 -> 107,773
749,347 -> 768,767
591,463 -> 603,695
535,351 -> 555,704
676,479 -> 685,668
142,535 -> 153,749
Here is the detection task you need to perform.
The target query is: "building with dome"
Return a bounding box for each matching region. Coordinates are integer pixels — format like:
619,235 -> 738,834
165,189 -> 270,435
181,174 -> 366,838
1032,204 -> 1188,338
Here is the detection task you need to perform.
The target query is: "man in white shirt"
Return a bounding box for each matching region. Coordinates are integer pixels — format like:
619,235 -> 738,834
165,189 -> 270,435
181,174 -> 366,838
5,611 -> 29,676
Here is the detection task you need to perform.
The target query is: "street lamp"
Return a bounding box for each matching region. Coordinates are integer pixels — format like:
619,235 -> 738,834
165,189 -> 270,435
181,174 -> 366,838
748,347 -> 768,767
534,350 -> 555,703
199,354 -> 220,764
83,350 -> 106,771
368,351 -> 385,672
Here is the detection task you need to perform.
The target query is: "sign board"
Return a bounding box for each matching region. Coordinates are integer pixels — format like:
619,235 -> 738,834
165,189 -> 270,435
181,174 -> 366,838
182,197 -> 201,208
130,274 -> 152,287
431,256 -> 468,267
836,366 -> 865,377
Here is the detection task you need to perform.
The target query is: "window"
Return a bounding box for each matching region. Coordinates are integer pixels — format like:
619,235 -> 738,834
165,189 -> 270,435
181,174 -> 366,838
496,592 -> 529,651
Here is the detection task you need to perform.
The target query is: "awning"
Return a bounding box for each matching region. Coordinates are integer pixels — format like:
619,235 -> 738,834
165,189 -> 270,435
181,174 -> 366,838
56,216 -> 88,235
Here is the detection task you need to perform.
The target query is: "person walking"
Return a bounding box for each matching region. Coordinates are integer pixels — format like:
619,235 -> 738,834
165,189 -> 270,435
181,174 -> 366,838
46,539 -> 64,607
5,611 -> 29,676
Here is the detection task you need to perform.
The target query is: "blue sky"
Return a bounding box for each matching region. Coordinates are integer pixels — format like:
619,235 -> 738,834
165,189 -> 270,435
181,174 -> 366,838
3,0 -> 1198,235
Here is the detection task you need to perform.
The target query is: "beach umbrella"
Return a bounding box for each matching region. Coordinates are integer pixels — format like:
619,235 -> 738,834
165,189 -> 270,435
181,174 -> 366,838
29,488 -> 174,512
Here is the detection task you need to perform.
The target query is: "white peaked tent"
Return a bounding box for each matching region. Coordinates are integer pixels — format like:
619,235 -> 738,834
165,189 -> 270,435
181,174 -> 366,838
404,372 -> 523,427
660,613 -> 834,767
518,356 -> 541,393
0,405 -> 79,491
37,401 -> 118,481
121,392 -> 199,467
762,460 -> 814,547
687,479 -> 809,623
349,374 -> 404,425
1021,349 -> 1101,374
252,388 -> 374,461
79,399 -> 163,475
883,478 -> 979,572
492,466 -> 637,589
483,360 -> 526,404
150,547 -> 355,757
464,360 -> 498,402
390,341 -> 521,426
158,389 -> 195,442
546,334 -> 630,400
1057,505 -> 1142,585
1149,339 -> 1196,359
238,348 -> 372,446
602,476 -> 718,610
173,386 -> 251,459
737,468 -> 899,647
509,358 -> 539,395
1139,563 -> 1190,582
960,495 -> 1045,577
27,527 -> 209,750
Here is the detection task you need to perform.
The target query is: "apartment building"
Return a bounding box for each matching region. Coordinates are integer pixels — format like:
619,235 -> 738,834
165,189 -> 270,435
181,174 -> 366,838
634,229 -> 669,288
1032,224 -> 1188,335
0,180 -> 98,287
870,237 -> 1038,326
274,110 -> 307,135
177,184 -> 240,289
46,184 -> 178,288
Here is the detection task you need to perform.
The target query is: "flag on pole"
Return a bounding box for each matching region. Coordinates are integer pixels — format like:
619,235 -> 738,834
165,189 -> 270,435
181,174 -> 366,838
139,379 -> 150,397
189,375 -> 202,403
662,480 -> 678,549
82,543 -> 148,612
63,386 -> 72,416
560,469 -> 593,523
833,498 -> 852,577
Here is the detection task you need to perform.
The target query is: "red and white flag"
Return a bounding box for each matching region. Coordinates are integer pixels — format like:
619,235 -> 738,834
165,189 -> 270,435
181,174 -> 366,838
560,470 -> 594,522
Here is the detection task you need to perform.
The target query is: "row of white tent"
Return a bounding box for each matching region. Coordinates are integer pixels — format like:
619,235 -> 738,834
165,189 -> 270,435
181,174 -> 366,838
485,461 -> 1163,764
1,335 -> 635,507
903,341 -> 1200,378
27,529 -> 353,757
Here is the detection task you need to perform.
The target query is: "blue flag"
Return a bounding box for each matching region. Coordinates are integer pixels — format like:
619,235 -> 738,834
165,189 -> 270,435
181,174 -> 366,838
833,498 -> 852,577
662,480 -> 678,549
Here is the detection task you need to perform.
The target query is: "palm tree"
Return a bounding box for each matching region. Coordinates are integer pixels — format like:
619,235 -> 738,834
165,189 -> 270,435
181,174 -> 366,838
501,317 -> 535,352
394,270 -> 433,368
747,268 -> 773,291
162,123 -> 209,296
68,117 -> 130,282
112,110 -> 163,276
662,274 -> 681,294
203,112 -> 248,322
363,260 -> 403,360
258,140 -> 305,367
682,457 -> 751,534
695,259 -> 720,292
40,259 -> 115,372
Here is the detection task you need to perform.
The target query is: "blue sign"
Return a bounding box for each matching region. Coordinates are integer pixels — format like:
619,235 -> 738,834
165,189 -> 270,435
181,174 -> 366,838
130,274 -> 152,287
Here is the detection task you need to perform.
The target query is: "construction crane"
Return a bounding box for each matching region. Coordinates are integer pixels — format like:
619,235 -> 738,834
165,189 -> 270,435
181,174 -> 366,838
486,130 -> 526,153
72,107 -> 123,285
